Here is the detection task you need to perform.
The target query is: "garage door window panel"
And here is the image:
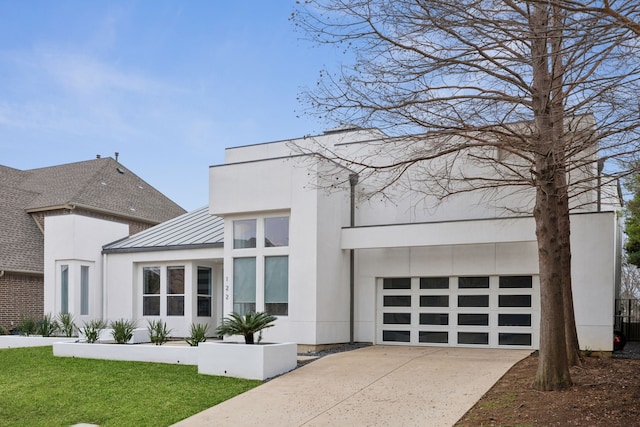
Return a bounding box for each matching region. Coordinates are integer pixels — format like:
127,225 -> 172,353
420,331 -> 448,343
420,313 -> 449,325
499,276 -> 533,288
383,330 -> 411,342
420,277 -> 449,289
458,277 -> 489,289
458,313 -> 489,326
384,295 -> 412,307
499,294 -> 532,307
383,313 -> 411,324
499,313 -> 531,326
420,295 -> 449,307
458,295 -> 489,307
499,333 -> 532,346
383,278 -> 411,289
458,332 -> 489,345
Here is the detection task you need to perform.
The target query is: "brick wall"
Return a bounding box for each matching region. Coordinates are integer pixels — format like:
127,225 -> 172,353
0,272 -> 44,332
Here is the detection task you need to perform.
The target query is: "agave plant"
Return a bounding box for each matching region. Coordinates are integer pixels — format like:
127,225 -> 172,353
216,311 -> 277,344
147,319 -> 172,346
111,319 -> 137,344
57,312 -> 76,337
81,319 -> 106,343
185,323 -> 209,347
36,313 -> 59,337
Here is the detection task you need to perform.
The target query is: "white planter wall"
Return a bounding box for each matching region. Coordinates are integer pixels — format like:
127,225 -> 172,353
198,342 -> 297,380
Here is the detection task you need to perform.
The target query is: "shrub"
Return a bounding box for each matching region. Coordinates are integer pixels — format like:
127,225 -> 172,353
17,316 -> 38,336
81,319 -> 106,343
57,312 -> 76,337
185,323 -> 209,347
0,324 -> 8,335
147,320 -> 172,346
36,313 -> 59,337
111,319 -> 137,344
215,312 -> 277,344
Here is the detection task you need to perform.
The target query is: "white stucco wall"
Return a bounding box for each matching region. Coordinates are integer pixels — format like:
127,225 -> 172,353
350,211 -> 618,351
44,214 -> 128,321
104,248 -> 222,337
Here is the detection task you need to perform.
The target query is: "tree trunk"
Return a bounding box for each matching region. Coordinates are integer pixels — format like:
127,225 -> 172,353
530,2 -> 572,391
533,174 -> 573,390
245,333 -> 254,344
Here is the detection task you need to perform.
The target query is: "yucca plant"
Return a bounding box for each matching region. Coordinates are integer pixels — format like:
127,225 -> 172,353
111,319 -> 137,344
81,319 -> 106,343
185,323 -> 209,347
216,311 -> 277,344
57,312 -> 76,337
147,320 -> 172,346
36,313 -> 59,337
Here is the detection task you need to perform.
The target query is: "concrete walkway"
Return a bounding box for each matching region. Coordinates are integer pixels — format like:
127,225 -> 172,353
173,346 -> 531,427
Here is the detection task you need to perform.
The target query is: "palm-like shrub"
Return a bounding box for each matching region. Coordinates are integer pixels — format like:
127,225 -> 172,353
111,319 -> 137,344
216,312 -> 277,344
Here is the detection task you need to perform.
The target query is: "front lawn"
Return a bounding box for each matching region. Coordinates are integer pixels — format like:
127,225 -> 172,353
0,346 -> 260,426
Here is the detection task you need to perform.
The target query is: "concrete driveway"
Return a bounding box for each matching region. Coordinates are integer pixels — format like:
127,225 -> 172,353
173,346 -> 530,427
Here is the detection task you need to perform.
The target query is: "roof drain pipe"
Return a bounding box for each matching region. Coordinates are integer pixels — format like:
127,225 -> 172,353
349,173 -> 359,345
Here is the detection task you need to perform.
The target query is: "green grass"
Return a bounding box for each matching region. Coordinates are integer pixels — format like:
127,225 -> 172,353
0,346 -> 260,427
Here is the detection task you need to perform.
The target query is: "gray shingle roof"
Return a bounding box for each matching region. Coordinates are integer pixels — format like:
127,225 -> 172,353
0,158 -> 187,273
19,157 -> 185,223
103,206 -> 223,253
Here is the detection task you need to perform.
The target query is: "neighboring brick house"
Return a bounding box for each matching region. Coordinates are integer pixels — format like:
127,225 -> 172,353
0,157 -> 185,331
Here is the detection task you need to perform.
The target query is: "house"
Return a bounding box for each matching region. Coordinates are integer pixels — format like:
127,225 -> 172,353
93,119 -> 621,352
0,157 -> 185,331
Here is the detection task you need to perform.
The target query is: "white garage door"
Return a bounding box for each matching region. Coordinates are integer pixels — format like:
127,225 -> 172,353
376,276 -> 538,348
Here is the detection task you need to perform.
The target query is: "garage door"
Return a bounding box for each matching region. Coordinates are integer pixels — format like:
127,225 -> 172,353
376,276 -> 538,348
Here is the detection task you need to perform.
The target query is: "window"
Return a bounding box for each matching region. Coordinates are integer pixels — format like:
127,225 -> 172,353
143,267 -> 161,316
265,217 -> 289,247
234,258 -> 256,315
80,266 -> 89,316
383,278 -> 411,289
384,295 -> 412,307
458,277 -> 490,288
420,295 -> 449,307
234,219 -> 257,249
499,276 -> 533,288
420,277 -> 449,289
61,265 -> 69,314
167,267 -> 185,316
197,267 -> 212,317
265,256 -> 288,315
498,295 -> 532,308
384,313 -> 411,324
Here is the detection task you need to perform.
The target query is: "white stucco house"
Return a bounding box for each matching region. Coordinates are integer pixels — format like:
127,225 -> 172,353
44,122 -> 622,351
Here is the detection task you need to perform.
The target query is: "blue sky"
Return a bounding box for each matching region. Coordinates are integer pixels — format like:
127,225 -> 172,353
0,1 -> 340,211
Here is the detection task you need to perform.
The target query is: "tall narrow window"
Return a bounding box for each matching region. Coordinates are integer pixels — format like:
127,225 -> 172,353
80,266 -> 89,316
60,265 -> 69,314
197,267 -> 212,317
233,258 -> 256,315
265,256 -> 288,315
265,217 -> 289,247
234,219 -> 257,249
143,267 -> 161,316
167,266 -> 185,316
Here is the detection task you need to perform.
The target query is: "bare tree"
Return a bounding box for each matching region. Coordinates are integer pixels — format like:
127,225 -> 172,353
293,0 -> 640,390
621,261 -> 640,300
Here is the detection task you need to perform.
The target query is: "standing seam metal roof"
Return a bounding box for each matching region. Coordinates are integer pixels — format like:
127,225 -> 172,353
102,206 -> 224,253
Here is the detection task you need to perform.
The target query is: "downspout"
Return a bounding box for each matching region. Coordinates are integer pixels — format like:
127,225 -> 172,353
102,253 -> 108,321
597,158 -> 606,212
349,173 -> 359,345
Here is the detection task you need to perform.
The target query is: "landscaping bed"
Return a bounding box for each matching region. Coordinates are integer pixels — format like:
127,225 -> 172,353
456,350 -> 640,426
